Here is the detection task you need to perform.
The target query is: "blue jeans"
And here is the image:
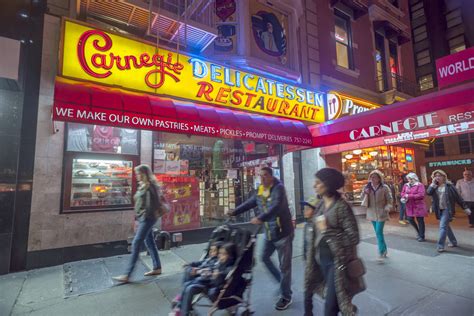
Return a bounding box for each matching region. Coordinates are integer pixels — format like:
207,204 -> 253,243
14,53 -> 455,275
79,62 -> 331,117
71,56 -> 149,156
126,217 -> 161,276
399,202 -> 406,220
261,233 -> 293,300
438,209 -> 457,249
180,281 -> 207,316
371,221 -> 387,255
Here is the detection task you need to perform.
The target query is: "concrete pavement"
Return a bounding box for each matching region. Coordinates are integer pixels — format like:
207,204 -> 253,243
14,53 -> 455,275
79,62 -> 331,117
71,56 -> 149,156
1,214 -> 473,316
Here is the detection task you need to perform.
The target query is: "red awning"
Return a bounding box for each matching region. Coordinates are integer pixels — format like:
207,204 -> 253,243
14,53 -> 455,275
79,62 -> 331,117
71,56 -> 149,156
311,82 -> 474,148
52,78 -> 313,146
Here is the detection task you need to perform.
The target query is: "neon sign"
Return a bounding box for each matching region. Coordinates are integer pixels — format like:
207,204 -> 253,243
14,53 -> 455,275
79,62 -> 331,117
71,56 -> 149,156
61,19 -> 325,123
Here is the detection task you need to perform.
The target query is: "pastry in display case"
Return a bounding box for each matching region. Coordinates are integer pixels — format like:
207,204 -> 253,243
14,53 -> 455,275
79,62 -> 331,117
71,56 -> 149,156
70,158 -> 133,208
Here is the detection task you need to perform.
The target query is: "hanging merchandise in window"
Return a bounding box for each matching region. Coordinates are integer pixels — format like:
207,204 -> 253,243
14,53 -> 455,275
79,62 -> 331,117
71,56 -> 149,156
214,0 -> 237,53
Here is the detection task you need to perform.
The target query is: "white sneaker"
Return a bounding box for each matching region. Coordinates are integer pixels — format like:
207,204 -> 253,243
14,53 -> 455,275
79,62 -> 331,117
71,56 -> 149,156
376,255 -> 385,263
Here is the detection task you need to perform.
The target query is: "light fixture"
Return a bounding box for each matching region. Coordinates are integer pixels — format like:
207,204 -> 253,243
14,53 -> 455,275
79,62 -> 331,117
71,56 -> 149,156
350,163 -> 357,168
342,158 -> 347,163
353,149 -> 362,155
345,154 -> 353,159
360,156 -> 368,160
369,151 -> 378,157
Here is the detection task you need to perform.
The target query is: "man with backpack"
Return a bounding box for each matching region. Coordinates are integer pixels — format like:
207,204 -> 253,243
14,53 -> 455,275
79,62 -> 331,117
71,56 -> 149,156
229,167 -> 294,311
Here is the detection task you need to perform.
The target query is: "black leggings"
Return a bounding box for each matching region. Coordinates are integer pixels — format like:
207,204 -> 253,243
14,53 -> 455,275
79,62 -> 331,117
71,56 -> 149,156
408,216 -> 425,239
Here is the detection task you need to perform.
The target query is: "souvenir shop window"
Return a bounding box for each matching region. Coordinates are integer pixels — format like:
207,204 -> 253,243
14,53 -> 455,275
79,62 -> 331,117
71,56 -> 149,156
66,123 -> 139,155
151,131 -> 282,231
62,123 -> 140,212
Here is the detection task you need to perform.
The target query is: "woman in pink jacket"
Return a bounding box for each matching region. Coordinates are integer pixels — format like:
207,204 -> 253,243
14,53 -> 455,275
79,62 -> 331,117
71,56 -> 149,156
401,173 -> 428,242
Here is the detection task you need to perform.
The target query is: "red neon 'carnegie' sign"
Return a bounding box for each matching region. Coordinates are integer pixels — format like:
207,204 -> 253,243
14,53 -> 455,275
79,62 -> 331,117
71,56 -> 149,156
76,29 -> 184,88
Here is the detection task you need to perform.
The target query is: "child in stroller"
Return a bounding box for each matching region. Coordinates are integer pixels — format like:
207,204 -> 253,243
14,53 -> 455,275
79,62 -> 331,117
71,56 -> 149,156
171,243 -> 238,316
182,241 -> 223,284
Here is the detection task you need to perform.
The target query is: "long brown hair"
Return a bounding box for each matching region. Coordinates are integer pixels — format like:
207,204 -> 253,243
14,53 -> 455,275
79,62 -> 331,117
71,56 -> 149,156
134,164 -> 159,187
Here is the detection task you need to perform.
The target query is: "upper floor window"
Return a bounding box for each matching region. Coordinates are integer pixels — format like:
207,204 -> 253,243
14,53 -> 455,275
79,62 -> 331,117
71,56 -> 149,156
416,50 -> 431,66
413,25 -> 428,42
410,2 -> 424,20
458,133 -> 474,154
446,9 -> 462,29
425,138 -> 445,158
449,35 -> 466,54
334,10 -> 354,69
418,74 -> 434,91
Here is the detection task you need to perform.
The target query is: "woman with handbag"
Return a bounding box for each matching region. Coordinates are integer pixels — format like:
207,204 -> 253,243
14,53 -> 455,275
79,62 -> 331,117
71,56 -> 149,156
401,173 -> 428,242
304,168 -> 365,316
361,170 -> 393,263
113,164 -> 166,283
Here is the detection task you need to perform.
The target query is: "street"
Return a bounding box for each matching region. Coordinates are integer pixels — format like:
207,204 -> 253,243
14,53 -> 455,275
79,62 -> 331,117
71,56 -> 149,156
1,213 -> 473,316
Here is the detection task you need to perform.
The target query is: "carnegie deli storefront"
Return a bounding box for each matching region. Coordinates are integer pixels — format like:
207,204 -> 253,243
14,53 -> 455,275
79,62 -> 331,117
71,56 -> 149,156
28,18 -> 323,264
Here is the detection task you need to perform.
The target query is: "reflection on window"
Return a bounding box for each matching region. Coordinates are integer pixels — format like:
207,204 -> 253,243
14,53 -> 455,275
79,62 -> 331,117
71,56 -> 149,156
418,74 -> 434,91
152,132 -> 282,231
458,133 -> 474,154
66,123 -> 139,155
449,35 -> 466,54
334,10 -> 353,69
69,158 -> 133,210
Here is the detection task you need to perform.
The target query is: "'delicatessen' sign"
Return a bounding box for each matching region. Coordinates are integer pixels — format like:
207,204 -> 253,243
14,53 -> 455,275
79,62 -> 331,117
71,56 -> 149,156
326,92 -> 379,120
436,47 -> 474,89
60,19 -> 325,123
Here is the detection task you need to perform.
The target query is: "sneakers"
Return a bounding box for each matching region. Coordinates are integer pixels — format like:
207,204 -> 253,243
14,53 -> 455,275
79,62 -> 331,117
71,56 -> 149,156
376,255 -> 385,263
275,297 -> 292,310
448,243 -> 458,248
437,248 -> 446,253
144,269 -> 162,276
112,275 -> 129,283
168,308 -> 181,316
171,295 -> 182,309
417,237 -> 426,242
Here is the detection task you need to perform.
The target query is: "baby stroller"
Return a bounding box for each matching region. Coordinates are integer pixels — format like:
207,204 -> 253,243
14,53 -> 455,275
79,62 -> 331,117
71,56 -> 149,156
191,221 -> 258,316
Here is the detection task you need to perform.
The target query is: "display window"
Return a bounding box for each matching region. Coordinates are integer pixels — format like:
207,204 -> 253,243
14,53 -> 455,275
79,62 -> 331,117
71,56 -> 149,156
341,146 -> 415,204
62,123 -> 140,212
152,132 -> 281,231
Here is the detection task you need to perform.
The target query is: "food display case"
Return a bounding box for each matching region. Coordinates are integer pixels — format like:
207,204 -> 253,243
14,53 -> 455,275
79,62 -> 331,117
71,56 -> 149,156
64,157 -> 135,211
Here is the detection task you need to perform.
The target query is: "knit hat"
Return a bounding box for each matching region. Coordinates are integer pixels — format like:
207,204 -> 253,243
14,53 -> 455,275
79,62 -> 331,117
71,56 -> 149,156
369,169 -> 384,181
315,168 -> 345,194
431,169 -> 447,179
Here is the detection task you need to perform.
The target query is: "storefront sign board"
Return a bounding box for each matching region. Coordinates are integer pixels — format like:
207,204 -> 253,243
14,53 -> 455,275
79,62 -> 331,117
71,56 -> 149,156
428,159 -> 472,168
326,92 -> 379,120
53,102 -> 312,146
436,47 -> 474,89
60,19 -> 325,123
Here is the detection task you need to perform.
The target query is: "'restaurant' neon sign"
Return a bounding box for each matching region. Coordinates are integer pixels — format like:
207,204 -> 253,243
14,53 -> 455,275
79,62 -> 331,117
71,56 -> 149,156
62,19 -> 325,123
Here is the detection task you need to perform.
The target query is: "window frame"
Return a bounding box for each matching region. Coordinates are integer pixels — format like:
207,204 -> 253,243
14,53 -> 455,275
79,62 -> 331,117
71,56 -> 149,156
61,122 -> 141,213
418,74 -> 434,91
445,9 -> 462,29
448,35 -> 466,54
334,9 -> 354,70
413,25 -> 428,42
416,49 -> 431,66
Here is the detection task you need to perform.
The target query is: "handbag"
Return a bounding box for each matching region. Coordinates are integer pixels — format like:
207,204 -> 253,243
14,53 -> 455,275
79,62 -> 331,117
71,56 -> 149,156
346,258 -> 366,278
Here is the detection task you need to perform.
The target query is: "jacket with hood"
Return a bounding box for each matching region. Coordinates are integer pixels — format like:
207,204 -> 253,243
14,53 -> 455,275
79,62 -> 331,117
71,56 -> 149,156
401,182 -> 428,217
362,170 -> 393,222
232,177 -> 294,241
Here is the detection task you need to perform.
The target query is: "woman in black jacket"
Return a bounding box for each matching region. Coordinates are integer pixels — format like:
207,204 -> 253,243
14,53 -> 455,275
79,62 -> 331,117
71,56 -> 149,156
427,169 -> 471,252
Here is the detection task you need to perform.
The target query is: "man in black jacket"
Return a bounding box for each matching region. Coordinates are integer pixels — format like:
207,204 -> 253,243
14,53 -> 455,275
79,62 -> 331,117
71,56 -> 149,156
229,167 -> 294,311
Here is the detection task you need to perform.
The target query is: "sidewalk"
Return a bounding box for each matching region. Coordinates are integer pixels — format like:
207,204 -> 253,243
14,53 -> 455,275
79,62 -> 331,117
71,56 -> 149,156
1,217 -> 473,316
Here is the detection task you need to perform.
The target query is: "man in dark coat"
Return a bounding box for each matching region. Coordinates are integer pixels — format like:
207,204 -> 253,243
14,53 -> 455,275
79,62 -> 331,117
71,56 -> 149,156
229,167 -> 294,311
